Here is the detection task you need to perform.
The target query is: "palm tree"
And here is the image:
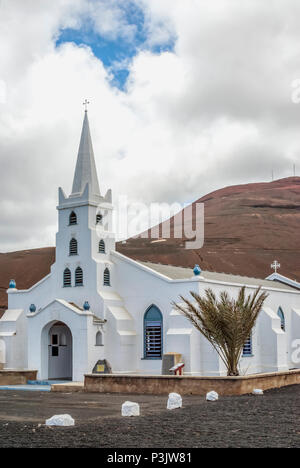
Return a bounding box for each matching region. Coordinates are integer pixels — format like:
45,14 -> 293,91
172,286 -> 268,376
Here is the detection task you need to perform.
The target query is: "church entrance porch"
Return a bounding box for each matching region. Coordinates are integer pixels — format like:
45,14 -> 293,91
48,322 -> 72,380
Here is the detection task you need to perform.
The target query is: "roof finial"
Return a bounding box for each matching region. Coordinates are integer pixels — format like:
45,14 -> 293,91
83,99 -> 90,112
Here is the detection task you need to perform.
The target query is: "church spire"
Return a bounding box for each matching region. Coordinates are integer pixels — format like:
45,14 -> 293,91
71,109 -> 100,197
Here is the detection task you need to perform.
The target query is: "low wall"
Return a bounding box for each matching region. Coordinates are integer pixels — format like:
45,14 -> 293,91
0,370 -> 37,385
84,369 -> 300,396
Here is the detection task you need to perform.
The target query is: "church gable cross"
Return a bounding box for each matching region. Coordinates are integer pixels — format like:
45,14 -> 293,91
83,99 -> 90,112
271,260 -> 281,273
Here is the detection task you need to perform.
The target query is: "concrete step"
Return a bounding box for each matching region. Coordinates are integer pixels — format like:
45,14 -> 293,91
51,382 -> 84,392
27,380 -> 51,386
0,384 -> 51,392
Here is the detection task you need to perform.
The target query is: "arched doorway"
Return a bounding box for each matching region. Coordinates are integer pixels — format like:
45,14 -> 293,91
48,322 -> 72,380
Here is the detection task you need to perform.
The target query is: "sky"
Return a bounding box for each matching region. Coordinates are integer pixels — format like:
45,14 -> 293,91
1,0 -> 300,251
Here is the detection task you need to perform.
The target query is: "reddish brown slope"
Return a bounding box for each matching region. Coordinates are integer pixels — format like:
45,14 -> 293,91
1,177 -> 300,313
0,248 -> 55,314
117,177 -> 300,281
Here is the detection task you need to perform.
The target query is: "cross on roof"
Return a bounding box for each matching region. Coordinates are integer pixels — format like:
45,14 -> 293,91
271,260 -> 281,273
83,99 -> 90,112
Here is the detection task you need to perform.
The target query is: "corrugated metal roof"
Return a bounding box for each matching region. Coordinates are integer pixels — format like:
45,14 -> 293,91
139,261 -> 296,291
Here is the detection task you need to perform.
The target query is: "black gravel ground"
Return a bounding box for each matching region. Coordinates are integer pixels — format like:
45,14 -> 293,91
0,385 -> 299,448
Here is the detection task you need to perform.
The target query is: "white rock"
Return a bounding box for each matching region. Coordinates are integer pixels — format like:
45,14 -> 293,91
121,401 -> 140,417
167,392 -> 182,410
45,414 -> 75,426
252,388 -> 264,395
206,391 -> 219,401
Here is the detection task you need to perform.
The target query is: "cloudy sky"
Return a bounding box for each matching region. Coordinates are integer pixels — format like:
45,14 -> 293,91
1,0 -> 300,251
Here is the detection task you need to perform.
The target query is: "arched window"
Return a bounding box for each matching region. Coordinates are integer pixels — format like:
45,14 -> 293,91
144,305 -> 163,359
96,212 -> 103,225
277,307 -> 285,331
69,238 -> 78,256
69,211 -> 77,225
103,268 -> 110,286
63,268 -> 71,287
75,266 -> 83,286
95,331 -> 103,346
99,240 -> 105,253
242,335 -> 253,357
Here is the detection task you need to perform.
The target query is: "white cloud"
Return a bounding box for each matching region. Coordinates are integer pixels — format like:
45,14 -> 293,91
88,0 -> 138,42
0,0 -> 300,251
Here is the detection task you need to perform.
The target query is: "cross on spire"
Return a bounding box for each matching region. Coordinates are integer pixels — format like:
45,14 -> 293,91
271,260 -> 281,273
83,99 -> 90,112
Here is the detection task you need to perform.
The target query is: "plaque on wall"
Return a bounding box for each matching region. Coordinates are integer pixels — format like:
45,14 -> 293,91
92,359 -> 112,374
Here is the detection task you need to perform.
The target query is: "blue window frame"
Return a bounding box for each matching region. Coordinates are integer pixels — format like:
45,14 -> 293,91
99,240 -> 105,253
63,268 -> 71,287
277,307 -> 285,331
242,336 -> 253,357
103,268 -> 110,286
144,305 -> 163,359
69,238 -> 78,256
69,211 -> 77,225
75,266 -> 83,286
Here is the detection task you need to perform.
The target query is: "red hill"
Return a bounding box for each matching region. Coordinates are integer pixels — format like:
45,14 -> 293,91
1,177 -> 300,312
117,177 -> 300,281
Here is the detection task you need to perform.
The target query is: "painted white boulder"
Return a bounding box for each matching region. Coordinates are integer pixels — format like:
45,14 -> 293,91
167,392 -> 182,410
121,401 -> 140,417
45,414 -> 75,426
252,389 -> 264,395
206,391 -> 219,401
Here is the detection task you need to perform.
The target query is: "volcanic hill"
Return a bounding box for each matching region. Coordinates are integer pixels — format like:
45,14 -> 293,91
1,177 -> 300,312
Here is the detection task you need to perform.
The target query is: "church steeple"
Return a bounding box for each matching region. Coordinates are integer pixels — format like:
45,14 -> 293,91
71,110 -> 100,197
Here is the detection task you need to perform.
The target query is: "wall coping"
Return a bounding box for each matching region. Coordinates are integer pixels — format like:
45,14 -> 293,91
0,369 -> 38,374
85,369 -> 300,381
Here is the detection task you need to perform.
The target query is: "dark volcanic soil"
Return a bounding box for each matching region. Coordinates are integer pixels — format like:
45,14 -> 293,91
0,386 -> 299,448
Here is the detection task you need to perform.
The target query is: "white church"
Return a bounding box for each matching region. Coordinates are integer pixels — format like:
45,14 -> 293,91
1,110 -> 300,382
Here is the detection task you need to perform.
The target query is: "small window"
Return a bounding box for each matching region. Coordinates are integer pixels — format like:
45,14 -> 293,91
103,268 -> 110,286
52,347 -> 59,357
69,238 -> 78,256
96,331 -> 103,346
99,240 -> 105,253
63,268 -> 71,287
242,336 -> 252,357
96,213 -> 103,224
277,307 -> 285,332
69,211 -> 77,225
144,305 -> 163,359
75,266 -> 83,286
52,334 -> 58,345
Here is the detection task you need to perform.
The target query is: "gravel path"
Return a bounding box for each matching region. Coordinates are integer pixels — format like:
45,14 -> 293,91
0,385 -> 299,448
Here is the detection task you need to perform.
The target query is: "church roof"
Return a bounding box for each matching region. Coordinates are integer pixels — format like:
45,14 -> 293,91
265,272 -> 300,290
138,261 -> 297,291
71,111 -> 100,197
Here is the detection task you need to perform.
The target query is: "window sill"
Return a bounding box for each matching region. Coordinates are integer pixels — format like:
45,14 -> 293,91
242,354 -> 254,358
69,254 -> 78,257
95,344 -> 104,347
63,285 -> 72,288
141,357 -> 162,361
75,284 -> 84,287
68,223 -> 78,226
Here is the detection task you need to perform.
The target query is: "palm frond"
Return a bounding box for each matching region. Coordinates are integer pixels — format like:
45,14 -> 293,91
172,286 -> 268,376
